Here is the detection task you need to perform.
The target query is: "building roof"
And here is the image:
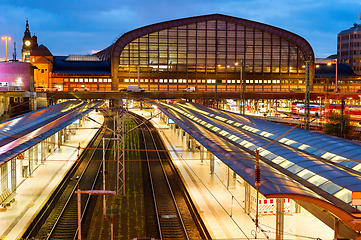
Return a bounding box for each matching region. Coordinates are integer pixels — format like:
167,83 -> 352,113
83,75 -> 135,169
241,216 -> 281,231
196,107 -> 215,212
31,44 -> 52,57
315,63 -> 359,78
52,56 -> 110,74
339,23 -> 361,35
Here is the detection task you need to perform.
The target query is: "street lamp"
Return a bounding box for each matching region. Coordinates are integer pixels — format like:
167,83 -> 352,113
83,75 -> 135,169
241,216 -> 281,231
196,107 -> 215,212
1,36 -> 11,61
75,189 -> 116,240
235,61 -> 245,114
327,59 -> 338,92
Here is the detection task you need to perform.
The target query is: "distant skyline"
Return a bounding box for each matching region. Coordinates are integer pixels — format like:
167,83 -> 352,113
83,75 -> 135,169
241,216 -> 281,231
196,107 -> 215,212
0,0 -> 360,61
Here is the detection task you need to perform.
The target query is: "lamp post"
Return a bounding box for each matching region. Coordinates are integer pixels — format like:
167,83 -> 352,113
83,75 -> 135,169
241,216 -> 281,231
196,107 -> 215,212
75,189 -> 116,240
327,59 -> 338,92
235,61 -> 245,114
1,36 -> 11,61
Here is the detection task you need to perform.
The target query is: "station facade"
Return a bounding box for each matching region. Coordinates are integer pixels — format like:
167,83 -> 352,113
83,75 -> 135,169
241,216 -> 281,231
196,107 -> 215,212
23,14 -> 319,92
18,14 -> 361,94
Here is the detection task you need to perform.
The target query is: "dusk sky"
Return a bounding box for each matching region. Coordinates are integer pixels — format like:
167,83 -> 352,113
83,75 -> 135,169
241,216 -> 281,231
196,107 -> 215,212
0,0 -> 360,61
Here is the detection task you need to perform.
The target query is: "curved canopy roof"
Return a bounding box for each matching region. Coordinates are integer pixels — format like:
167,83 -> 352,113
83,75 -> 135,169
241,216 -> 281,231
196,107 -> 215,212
0,100 -> 103,164
153,101 -> 361,232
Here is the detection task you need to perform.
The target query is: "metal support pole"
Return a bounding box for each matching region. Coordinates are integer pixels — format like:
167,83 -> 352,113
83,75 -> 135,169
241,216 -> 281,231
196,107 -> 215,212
334,218 -> 339,239
255,149 -> 261,230
244,181 -> 250,213
240,61 -> 245,115
215,78 -> 218,108
226,167 -> 230,190
335,60 -> 338,93
304,60 -> 311,130
102,138 -> 106,216
341,98 -> 345,138
276,198 -> 284,240
77,188 -> 82,240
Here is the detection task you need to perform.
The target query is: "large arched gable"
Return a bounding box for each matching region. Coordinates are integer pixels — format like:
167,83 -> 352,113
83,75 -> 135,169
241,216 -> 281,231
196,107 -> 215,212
110,13 -> 314,88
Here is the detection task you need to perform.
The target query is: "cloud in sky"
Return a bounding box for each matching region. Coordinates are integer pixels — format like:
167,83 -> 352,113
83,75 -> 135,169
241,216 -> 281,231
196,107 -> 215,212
0,0 -> 360,58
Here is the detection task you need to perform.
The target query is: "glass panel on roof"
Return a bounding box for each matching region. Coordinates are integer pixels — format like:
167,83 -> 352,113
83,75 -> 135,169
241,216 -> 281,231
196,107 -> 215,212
340,161 -> 358,168
287,164 -> 304,174
307,175 -> 328,186
312,149 -> 326,157
321,152 -> 336,160
289,142 -> 302,148
264,153 -> 278,160
279,160 -> 294,168
248,145 -> 258,151
244,142 -> 254,148
298,144 -> 310,150
319,181 -> 343,194
284,140 -> 296,145
334,188 -> 352,204
240,140 -> 248,146
279,138 -> 288,143
297,169 -> 315,180
272,156 -> 286,164
352,164 -> 361,172
259,149 -> 271,157
303,147 -> 317,154
330,155 -> 347,164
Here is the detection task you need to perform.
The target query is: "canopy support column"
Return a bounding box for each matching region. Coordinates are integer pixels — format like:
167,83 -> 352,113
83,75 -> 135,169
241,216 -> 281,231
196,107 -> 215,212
276,198 -> 284,240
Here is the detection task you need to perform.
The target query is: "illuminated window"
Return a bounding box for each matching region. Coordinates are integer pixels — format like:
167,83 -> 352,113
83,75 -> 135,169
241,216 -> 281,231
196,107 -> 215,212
125,79 -> 129,82
75,78 -> 79,82
99,79 -> 103,82
89,79 -> 94,82
85,79 -> 89,82
108,78 -> 112,82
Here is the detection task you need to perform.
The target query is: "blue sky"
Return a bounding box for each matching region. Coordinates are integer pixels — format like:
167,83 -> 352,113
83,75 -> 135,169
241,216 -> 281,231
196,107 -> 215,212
0,0 -> 360,60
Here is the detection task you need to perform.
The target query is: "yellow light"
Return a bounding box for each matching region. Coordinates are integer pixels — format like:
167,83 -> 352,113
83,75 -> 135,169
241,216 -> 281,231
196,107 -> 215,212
217,64 -> 221,67
316,65 -> 320,68
327,62 -> 332,66
302,65 -> 306,68
25,40 -> 31,46
234,62 -> 239,66
227,65 -> 230,68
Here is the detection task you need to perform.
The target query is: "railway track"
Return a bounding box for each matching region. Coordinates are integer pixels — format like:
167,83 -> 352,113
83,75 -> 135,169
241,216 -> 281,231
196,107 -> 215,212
22,111 -> 113,240
132,113 -> 210,239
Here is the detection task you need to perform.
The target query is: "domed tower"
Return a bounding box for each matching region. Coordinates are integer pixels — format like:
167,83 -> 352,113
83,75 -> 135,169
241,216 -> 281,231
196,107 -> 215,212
22,19 -> 37,62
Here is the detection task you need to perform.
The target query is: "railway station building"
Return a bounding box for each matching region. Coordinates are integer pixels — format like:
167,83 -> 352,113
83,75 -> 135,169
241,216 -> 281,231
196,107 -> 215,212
24,14 -> 318,92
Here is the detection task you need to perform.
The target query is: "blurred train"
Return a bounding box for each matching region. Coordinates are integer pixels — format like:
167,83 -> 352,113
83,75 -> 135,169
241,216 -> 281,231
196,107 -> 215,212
290,102 -> 361,119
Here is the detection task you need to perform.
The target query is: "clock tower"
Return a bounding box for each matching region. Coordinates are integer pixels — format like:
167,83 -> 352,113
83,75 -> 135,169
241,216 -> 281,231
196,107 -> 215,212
22,19 -> 38,62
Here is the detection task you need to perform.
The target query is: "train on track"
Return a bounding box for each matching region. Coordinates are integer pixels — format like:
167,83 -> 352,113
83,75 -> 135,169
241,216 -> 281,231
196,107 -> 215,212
290,102 -> 361,120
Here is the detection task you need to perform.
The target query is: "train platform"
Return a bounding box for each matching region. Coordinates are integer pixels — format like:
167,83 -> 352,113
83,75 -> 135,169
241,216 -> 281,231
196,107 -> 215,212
131,109 -> 334,240
0,110 -> 104,240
